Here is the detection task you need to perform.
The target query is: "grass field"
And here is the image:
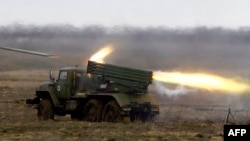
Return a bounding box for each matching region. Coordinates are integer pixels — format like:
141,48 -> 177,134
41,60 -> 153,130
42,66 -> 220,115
0,69 -> 237,141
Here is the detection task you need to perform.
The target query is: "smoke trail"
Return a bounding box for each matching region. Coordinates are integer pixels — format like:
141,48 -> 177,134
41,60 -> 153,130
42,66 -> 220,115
153,71 -> 250,94
154,81 -> 197,99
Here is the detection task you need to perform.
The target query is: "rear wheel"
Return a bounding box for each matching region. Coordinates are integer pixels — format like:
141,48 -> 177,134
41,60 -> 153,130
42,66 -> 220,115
83,99 -> 103,122
102,100 -> 121,122
37,99 -> 54,120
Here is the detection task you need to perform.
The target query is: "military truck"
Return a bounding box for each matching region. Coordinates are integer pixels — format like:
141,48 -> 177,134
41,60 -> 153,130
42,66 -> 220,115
26,60 -> 159,122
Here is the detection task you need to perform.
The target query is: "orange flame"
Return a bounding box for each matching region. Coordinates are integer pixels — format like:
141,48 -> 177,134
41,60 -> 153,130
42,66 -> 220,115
89,45 -> 113,63
48,55 -> 61,59
153,71 -> 250,94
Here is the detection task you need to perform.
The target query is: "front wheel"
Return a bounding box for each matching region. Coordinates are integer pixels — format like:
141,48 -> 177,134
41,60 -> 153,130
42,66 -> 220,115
37,99 -> 54,120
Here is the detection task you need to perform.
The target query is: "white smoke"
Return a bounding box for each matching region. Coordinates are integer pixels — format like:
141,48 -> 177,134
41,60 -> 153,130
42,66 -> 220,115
154,81 -> 197,99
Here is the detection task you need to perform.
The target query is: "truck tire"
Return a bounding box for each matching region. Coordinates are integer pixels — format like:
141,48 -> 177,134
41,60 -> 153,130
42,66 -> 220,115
83,99 -> 103,122
37,99 -> 54,120
101,100 -> 121,122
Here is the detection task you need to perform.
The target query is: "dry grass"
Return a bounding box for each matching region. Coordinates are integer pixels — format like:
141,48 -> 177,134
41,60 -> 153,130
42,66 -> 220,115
0,70 -> 226,141
0,119 -> 223,141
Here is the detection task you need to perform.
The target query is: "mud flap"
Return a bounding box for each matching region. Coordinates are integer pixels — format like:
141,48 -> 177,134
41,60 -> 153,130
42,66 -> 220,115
26,97 -> 40,104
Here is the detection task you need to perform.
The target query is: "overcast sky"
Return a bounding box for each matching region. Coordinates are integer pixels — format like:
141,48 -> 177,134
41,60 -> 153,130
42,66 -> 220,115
0,0 -> 250,28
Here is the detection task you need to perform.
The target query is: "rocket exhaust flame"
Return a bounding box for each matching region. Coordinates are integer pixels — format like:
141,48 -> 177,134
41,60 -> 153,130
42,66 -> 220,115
153,71 -> 250,94
89,45 -> 113,63
48,55 -> 61,59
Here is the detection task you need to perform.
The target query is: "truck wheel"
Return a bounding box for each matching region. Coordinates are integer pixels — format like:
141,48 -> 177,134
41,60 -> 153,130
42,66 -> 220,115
101,100 -> 121,122
37,99 -> 54,120
83,99 -> 103,122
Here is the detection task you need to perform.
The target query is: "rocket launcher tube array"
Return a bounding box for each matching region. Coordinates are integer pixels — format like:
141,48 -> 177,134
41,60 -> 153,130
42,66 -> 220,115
86,60 -> 152,93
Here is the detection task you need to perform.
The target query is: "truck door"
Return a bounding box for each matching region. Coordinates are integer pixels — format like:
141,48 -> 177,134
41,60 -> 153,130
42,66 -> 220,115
56,71 -> 70,99
72,71 -> 85,94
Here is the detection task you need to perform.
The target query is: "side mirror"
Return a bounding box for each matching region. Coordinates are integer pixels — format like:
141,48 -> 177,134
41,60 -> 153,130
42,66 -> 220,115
50,70 -> 55,82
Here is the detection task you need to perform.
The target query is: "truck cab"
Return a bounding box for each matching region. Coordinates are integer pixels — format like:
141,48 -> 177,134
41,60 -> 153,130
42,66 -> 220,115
54,67 -> 85,99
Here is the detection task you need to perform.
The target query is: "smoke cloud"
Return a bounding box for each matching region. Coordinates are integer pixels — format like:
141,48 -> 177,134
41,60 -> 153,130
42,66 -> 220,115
154,81 -> 197,99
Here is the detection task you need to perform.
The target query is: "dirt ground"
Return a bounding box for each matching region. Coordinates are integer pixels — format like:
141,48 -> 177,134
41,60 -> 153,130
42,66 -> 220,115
0,70 -> 232,141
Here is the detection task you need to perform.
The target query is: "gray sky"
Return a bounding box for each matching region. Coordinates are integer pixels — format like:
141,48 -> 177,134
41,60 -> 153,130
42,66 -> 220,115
1,0 -> 250,28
